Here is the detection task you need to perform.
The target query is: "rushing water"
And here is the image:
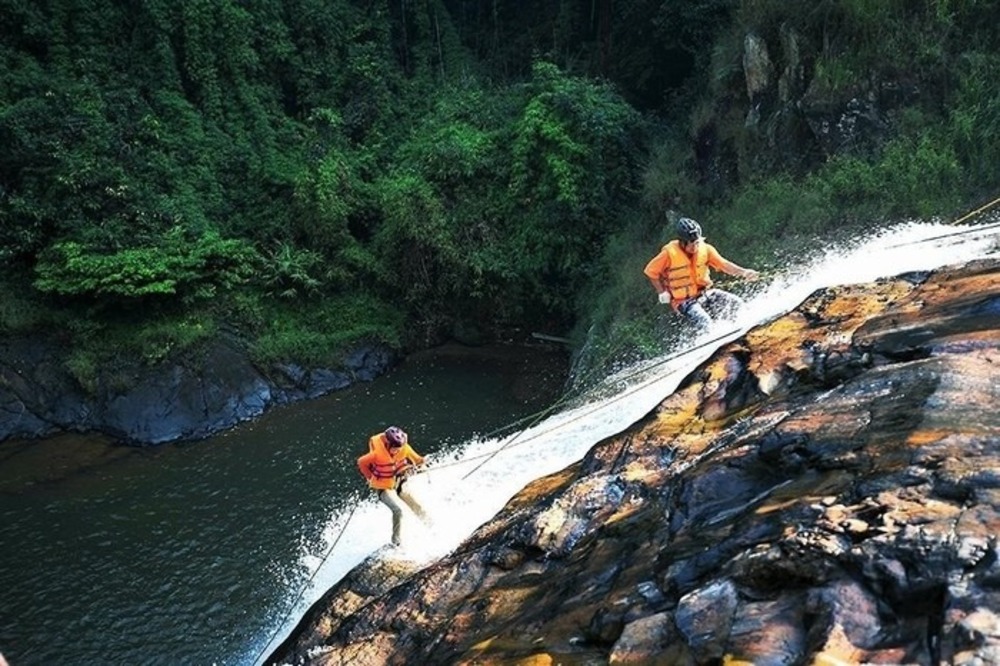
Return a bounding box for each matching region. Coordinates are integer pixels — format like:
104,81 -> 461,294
0,220 -> 996,666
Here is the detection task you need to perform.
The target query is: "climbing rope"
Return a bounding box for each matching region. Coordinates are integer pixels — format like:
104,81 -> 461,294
255,193 -> 1000,664
248,321 -> 751,665
413,324 -> 745,479
454,330 -> 647,479
427,194 -> 1000,480
246,333 -> 653,665
884,193 -> 1000,249
250,500 -> 360,666
950,193 -> 1000,226
884,218 -> 1000,250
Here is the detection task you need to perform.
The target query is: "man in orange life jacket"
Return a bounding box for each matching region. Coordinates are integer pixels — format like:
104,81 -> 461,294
357,426 -> 430,547
644,217 -> 759,329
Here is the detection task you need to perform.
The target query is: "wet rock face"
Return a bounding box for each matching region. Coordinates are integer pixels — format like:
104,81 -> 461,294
269,258 -> 1000,666
0,337 -> 395,445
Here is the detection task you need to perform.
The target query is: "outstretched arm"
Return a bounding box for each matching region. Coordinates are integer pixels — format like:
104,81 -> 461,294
405,447 -> 425,467
708,247 -> 759,281
717,257 -> 759,280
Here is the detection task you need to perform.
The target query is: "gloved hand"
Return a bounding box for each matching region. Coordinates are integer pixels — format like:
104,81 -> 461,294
657,291 -> 670,305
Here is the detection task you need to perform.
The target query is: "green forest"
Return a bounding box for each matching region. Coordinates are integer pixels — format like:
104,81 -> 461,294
2,0 -> 999,387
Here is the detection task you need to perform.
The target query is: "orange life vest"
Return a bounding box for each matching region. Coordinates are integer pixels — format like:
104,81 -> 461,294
357,434 -> 423,490
644,240 -> 713,308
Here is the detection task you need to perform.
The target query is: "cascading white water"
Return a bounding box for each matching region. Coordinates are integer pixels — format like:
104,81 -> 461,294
250,219 -> 998,665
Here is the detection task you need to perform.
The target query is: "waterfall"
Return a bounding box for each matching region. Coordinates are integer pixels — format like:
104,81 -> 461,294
250,218 -> 999,665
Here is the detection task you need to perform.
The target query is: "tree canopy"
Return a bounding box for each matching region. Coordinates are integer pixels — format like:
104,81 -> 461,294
2,0 -> 997,377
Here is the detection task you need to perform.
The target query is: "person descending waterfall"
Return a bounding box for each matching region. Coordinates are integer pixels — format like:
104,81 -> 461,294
644,217 -> 760,329
357,426 -> 430,547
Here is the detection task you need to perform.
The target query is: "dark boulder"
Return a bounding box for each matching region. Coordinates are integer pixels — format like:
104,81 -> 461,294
0,335 -> 397,445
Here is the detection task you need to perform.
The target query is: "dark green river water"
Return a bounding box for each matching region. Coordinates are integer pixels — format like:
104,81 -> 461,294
0,343 -> 568,666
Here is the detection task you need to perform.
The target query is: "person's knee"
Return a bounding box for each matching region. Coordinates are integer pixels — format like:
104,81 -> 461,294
379,490 -> 404,514
402,494 -> 425,515
703,290 -> 743,318
682,305 -> 712,329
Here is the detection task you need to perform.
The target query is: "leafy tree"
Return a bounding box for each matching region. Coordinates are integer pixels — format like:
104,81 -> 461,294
360,61 -> 646,341
33,228 -> 257,303
504,62 -> 645,313
3,0 -> 997,377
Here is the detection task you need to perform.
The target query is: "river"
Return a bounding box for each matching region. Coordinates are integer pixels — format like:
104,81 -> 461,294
0,219 -> 996,666
0,343 -> 569,666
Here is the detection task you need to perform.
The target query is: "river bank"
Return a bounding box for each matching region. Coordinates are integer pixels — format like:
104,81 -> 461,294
0,340 -> 569,489
0,341 -> 569,666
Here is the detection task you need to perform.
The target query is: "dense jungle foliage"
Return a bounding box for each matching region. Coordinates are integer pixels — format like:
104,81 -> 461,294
2,0 -> 999,387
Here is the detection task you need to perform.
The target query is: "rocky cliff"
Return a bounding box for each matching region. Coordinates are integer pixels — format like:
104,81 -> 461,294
0,337 -> 395,445
268,257 -> 1000,666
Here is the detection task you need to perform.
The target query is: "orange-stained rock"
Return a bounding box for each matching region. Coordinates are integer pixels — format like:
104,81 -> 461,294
267,258 -> 1000,666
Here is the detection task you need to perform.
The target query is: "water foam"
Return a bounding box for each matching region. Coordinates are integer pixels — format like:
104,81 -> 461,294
250,219 -> 998,665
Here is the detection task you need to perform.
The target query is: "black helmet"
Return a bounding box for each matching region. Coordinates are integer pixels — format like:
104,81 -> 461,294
676,217 -> 703,243
384,426 -> 406,447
